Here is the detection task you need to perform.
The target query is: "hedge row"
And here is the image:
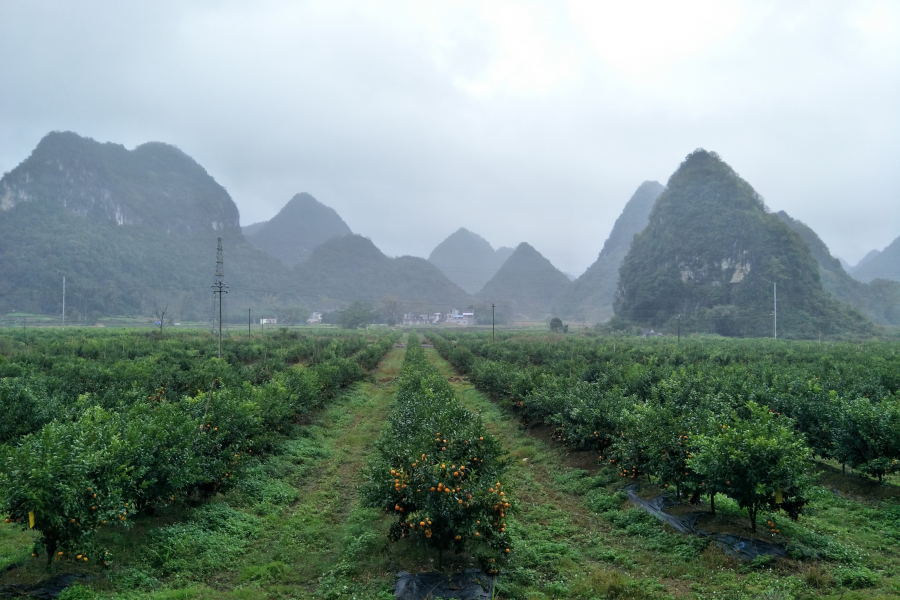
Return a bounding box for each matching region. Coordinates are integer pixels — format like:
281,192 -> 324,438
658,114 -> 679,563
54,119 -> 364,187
426,332 -> 819,532
363,334 -> 511,571
0,331 -> 399,565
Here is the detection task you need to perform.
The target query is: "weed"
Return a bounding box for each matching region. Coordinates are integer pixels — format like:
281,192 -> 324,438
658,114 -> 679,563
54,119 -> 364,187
835,565 -> 879,589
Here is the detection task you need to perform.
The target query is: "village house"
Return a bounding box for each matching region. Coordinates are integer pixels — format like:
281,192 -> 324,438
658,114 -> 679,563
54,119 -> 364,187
445,309 -> 475,326
402,313 -> 433,325
400,310 -> 474,326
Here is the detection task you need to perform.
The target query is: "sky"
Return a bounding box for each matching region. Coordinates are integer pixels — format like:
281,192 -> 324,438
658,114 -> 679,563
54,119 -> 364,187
1,0 -> 898,276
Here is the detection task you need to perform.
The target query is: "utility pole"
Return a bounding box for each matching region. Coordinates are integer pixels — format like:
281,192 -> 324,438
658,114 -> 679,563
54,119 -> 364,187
677,314 -> 681,345
248,309 -> 252,339
212,237 -> 228,359
491,303 -> 495,342
62,276 -> 66,328
773,282 -> 777,340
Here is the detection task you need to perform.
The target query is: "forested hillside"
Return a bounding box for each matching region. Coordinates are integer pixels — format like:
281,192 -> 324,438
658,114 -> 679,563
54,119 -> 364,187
615,150 -> 872,338
245,192 -> 352,267
292,234 -> 472,311
477,242 -> 570,320
777,211 -> 900,326
557,181 -> 663,323
0,132 -> 288,321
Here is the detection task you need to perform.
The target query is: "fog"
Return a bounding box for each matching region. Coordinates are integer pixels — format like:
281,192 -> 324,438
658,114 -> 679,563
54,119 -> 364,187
1,0 -> 898,275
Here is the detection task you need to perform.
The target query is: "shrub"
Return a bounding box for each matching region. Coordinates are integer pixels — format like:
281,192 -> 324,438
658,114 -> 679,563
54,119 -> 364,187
363,335 -> 512,571
688,402 -> 814,532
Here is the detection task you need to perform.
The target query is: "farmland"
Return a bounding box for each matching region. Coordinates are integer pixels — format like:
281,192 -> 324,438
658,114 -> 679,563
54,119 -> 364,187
1,328 -> 900,599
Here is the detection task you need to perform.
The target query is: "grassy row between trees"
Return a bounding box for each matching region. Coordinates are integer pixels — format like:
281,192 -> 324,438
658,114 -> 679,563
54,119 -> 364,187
0,329 -> 399,569
426,332 -> 900,535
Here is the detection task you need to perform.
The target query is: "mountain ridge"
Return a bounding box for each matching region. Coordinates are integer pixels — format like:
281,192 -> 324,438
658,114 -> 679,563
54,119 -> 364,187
615,150 -> 872,338
428,227 -> 513,294
292,234 -> 472,310
776,211 -> 900,327
557,180 -> 664,323
477,242 -> 570,320
850,236 -> 900,283
0,131 -> 288,320
245,192 -> 352,267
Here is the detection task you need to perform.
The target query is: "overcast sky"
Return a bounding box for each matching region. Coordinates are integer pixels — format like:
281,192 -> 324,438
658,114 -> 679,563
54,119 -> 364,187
1,0 -> 898,275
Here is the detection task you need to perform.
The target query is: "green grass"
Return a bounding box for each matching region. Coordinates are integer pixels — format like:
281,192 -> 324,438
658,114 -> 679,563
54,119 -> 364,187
4,337 -> 900,599
423,346 -> 900,600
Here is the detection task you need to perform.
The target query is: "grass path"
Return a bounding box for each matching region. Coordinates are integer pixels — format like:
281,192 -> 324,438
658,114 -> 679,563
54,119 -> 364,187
53,345 -> 407,599
422,347 -> 685,599
421,347 -> 844,600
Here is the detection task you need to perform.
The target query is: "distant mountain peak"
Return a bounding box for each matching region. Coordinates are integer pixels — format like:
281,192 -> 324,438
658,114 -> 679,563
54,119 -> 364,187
428,228 -> 512,294
291,233 -> 471,309
244,192 -> 352,267
0,130 -> 239,232
851,236 -> 900,283
477,242 -> 570,319
777,211 -> 900,326
556,180 -> 664,323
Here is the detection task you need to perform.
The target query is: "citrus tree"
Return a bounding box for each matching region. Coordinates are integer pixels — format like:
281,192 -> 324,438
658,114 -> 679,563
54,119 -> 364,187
687,402 -> 813,532
833,395 -> 900,482
364,336 -> 512,572
0,407 -> 135,565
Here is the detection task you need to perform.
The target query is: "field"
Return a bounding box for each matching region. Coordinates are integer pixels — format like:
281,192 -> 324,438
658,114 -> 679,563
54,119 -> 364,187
1,328 -> 899,600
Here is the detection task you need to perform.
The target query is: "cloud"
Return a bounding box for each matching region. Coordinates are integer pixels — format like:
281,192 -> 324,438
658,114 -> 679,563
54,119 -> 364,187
0,0 -> 898,273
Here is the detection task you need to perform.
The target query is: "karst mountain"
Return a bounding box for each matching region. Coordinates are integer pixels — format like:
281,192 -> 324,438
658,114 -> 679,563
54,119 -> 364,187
0,131 -> 287,321
615,150 -> 871,337
428,228 -> 514,294
244,192 -> 352,268
476,242 -> 570,320
557,181 -> 664,323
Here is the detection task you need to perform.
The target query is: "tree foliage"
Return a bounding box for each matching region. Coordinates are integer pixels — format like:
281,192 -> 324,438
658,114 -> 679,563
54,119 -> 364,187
688,403 -> 814,531
336,301 -> 375,329
615,149 -> 873,338
364,335 -> 511,571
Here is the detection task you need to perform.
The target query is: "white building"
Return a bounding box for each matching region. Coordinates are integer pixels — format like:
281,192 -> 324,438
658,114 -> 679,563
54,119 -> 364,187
445,309 -> 475,326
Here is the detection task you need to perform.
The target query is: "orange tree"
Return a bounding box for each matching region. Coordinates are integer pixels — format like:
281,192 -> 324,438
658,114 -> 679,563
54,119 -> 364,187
833,395 -> 900,482
0,406 -> 135,565
687,402 -> 814,532
363,335 -> 512,572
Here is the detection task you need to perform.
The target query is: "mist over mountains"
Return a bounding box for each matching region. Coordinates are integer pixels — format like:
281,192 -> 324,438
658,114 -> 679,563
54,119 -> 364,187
0,131 -> 896,337
427,228 -> 513,294
850,237 -> 900,284
476,242 -> 571,320
291,234 -> 471,310
776,212 -> 900,326
244,192 -> 352,268
555,181 -> 664,323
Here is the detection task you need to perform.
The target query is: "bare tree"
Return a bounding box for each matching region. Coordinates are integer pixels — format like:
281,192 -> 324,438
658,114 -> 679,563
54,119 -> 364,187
154,305 -> 168,334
